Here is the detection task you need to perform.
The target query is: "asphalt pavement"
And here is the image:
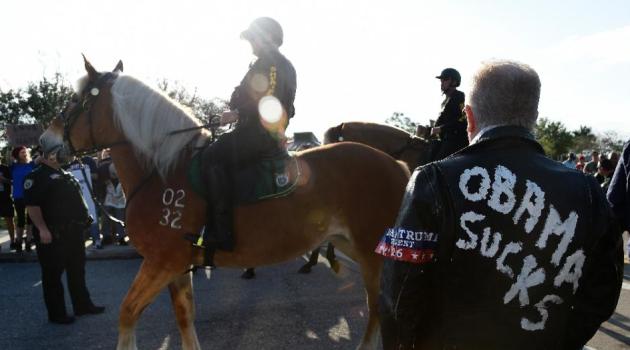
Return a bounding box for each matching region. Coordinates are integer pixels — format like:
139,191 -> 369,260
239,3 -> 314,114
0,229 -> 629,349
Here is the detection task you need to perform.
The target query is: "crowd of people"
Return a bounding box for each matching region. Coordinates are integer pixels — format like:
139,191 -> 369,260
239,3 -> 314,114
0,147 -> 127,253
0,146 -> 126,324
563,150 -> 619,192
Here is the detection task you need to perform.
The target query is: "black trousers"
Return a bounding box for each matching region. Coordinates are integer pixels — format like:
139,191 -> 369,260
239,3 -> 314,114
203,125 -> 279,169
431,131 -> 469,161
36,228 -> 93,319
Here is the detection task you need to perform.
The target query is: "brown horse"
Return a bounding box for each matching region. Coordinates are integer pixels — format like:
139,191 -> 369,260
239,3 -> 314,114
324,121 -> 432,171
41,58 -> 410,350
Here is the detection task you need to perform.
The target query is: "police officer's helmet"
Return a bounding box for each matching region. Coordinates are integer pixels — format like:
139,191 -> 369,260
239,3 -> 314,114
241,17 -> 284,48
435,68 -> 461,87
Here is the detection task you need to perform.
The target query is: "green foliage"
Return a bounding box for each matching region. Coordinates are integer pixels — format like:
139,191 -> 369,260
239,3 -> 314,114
571,125 -> 598,153
0,73 -> 74,143
156,79 -> 227,124
535,118 -> 575,159
384,112 -> 417,134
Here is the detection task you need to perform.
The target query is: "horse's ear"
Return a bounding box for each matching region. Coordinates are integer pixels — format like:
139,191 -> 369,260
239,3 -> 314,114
113,60 -> 123,73
82,54 -> 98,80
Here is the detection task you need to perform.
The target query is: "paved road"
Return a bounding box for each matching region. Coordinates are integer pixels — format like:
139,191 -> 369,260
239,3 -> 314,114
0,257 -> 371,350
0,242 -> 629,349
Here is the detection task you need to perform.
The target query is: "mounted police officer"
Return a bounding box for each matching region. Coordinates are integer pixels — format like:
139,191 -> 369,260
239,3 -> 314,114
377,60 -> 622,349
430,67 -> 468,160
200,17 -> 297,262
25,142 -> 104,324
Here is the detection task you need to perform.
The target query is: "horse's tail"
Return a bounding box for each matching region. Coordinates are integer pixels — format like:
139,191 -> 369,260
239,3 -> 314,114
323,123 -> 344,144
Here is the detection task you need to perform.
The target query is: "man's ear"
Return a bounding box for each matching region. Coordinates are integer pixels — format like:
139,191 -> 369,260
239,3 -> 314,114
465,105 -> 476,141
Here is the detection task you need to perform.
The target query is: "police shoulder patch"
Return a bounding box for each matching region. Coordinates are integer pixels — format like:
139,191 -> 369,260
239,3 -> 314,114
23,179 -> 33,190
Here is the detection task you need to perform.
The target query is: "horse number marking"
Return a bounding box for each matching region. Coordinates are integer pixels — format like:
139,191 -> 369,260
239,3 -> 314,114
160,188 -> 186,229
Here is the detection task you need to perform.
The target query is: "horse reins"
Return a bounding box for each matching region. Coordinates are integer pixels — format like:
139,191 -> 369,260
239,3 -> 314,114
61,72 -> 128,157
61,74 -> 222,231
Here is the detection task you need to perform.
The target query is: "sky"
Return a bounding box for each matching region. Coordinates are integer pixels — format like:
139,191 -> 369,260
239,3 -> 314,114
1,0 -> 630,140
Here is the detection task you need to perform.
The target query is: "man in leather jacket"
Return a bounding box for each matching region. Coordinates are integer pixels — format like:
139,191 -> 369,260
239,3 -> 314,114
377,60 -> 622,350
200,17 -> 296,261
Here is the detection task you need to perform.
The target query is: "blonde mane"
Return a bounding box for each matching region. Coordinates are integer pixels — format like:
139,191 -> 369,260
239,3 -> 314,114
107,75 -> 210,178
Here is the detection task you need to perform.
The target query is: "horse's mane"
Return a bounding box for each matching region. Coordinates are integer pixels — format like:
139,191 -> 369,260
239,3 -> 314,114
106,75 -> 210,178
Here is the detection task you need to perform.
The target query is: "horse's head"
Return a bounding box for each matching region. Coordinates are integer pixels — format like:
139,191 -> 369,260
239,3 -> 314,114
41,56 -> 124,160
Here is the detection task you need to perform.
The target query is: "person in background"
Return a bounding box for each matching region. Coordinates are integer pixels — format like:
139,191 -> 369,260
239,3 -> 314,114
430,68 -> 468,160
562,152 -> 577,168
96,149 -> 113,245
10,146 -> 35,252
25,143 -> 105,324
599,158 -> 615,193
102,163 -> 126,246
65,156 -> 101,248
576,154 -> 586,171
609,151 -> 620,169
377,60 -> 622,350
584,151 -> 599,174
0,153 -> 15,251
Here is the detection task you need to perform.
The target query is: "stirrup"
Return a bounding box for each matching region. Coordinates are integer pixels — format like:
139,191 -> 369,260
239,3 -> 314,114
184,232 -> 215,267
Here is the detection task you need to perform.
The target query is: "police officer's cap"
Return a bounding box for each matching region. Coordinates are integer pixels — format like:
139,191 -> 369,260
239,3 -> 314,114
436,68 -> 461,87
241,17 -> 284,47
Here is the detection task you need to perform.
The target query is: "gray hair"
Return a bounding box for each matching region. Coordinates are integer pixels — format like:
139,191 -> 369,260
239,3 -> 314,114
469,60 -> 540,131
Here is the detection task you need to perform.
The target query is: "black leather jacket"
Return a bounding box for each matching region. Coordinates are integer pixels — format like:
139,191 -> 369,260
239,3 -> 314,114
229,48 -> 296,131
378,126 -> 623,350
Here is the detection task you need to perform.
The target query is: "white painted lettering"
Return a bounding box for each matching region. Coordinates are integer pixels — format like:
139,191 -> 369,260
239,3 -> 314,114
521,295 -> 563,331
504,255 -> 546,306
488,165 -> 517,214
553,249 -> 586,293
456,211 -> 485,250
480,229 -> 502,258
513,180 -> 546,234
496,242 -> 523,278
536,205 -> 579,266
459,166 -> 491,202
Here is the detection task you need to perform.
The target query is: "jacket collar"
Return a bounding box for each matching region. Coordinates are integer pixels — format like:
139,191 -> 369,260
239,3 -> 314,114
467,125 -> 545,154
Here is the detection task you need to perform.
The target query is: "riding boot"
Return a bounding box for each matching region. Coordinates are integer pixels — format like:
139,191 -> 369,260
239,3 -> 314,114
203,164 -> 235,253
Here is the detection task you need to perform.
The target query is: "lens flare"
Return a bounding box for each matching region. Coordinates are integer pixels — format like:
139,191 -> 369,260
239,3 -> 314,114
258,95 -> 283,123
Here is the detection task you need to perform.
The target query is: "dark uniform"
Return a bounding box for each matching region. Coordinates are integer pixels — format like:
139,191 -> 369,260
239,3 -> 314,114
24,163 -> 98,322
200,24 -> 297,254
0,164 -> 14,218
377,126 -> 622,349
204,48 -> 297,168
432,89 -> 468,160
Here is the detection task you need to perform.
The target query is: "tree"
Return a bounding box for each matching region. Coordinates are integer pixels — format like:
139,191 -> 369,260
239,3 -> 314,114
384,112 -> 417,134
0,73 -> 74,144
596,131 -> 625,154
571,125 -> 597,154
156,79 -> 227,124
535,118 -> 574,160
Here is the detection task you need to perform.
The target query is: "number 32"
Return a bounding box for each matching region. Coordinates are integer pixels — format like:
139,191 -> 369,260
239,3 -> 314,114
159,188 -> 185,229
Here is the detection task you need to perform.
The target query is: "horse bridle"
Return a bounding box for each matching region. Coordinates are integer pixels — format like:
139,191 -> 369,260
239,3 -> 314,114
61,72 -> 128,157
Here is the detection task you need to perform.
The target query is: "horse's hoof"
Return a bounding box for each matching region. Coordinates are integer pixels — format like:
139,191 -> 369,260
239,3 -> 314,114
241,269 -> 255,279
297,265 -> 312,274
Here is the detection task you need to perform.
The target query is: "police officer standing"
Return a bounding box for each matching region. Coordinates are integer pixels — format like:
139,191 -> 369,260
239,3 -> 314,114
430,68 -> 468,160
199,17 -> 297,263
25,144 -> 104,324
377,60 -> 622,349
